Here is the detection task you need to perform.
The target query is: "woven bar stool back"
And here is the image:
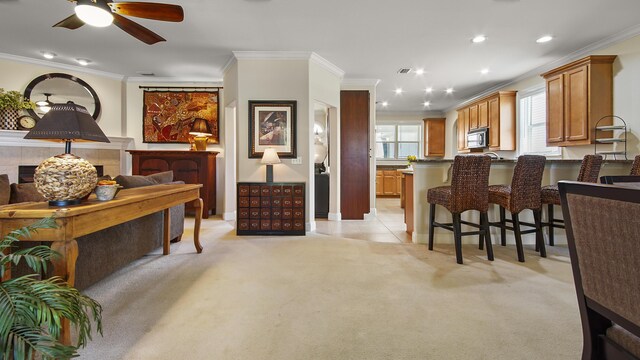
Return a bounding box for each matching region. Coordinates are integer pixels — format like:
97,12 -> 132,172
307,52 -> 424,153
488,155 -> 546,262
507,155 -> 546,214
630,155 -> 640,176
427,155 -> 492,264
541,155 -> 603,246
449,155 -> 492,213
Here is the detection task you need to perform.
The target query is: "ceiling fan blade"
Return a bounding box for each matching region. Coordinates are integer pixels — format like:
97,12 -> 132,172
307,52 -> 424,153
112,13 -> 165,45
53,14 -> 85,29
108,2 -> 184,22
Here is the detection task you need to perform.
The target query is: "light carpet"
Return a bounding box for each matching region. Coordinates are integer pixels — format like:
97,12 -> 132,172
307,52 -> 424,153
78,218 -> 582,359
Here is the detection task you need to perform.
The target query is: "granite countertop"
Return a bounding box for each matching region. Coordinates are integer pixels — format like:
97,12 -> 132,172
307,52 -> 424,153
414,158 -> 632,164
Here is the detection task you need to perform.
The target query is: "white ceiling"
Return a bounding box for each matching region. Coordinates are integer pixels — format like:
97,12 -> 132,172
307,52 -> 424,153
1,0 -> 640,113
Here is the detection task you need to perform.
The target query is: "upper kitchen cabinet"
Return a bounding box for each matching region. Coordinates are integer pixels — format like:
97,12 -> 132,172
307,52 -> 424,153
541,55 -> 616,147
457,108 -> 469,152
456,91 -> 516,151
423,118 -> 446,157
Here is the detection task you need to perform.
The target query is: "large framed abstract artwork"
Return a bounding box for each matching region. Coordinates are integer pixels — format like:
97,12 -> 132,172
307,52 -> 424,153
248,100 -> 297,158
143,90 -> 219,143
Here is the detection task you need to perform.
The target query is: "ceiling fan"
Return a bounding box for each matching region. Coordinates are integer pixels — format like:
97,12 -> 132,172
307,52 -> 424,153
53,0 -> 184,45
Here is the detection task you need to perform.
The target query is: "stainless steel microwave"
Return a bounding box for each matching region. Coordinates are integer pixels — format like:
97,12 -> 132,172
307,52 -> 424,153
467,128 -> 488,149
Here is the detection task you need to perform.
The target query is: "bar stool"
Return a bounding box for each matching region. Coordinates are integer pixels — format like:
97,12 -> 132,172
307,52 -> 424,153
488,155 -> 546,262
630,154 -> 640,175
427,155 -> 493,264
541,154 -> 603,245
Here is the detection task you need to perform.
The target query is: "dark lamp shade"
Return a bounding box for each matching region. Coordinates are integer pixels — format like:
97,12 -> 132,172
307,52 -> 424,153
24,102 -> 110,143
189,118 -> 212,137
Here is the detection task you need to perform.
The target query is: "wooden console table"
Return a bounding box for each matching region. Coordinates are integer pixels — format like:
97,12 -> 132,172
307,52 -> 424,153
0,184 -> 204,345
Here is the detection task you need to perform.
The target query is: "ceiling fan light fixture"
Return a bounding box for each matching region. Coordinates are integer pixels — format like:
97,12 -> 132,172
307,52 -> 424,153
75,2 -> 114,27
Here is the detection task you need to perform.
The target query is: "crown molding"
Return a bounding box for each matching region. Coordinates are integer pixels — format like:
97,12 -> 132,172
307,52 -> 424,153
232,50 -> 314,60
229,51 -> 345,79
309,53 -> 345,79
221,55 -> 237,76
124,76 -> 223,85
444,23 -> 640,113
0,53 -> 125,80
376,110 -> 444,117
341,78 -> 381,87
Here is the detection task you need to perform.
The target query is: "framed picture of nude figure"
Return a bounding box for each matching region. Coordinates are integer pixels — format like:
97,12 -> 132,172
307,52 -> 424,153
249,100 -> 297,158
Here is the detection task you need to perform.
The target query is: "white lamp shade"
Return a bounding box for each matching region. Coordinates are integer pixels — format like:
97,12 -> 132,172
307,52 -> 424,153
314,143 -> 328,164
261,148 -> 281,165
75,4 -> 114,27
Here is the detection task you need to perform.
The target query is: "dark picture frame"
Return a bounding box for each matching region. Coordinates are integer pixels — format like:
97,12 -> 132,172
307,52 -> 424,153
142,90 -> 219,144
249,100 -> 297,158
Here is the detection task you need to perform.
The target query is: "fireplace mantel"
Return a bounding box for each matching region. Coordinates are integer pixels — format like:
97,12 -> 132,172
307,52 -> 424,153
0,130 -> 133,150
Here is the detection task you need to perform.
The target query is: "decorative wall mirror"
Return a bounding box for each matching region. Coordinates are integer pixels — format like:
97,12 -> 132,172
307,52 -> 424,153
24,73 -> 101,121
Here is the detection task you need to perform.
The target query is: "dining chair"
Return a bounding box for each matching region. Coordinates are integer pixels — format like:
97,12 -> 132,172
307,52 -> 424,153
560,181 -> 640,359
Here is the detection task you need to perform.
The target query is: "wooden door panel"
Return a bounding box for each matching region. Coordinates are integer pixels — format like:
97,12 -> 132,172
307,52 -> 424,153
469,105 -> 478,130
138,158 -> 170,176
488,97 -> 500,148
478,101 -> 488,128
546,74 -> 565,144
565,65 -> 589,142
457,110 -> 465,151
341,90 -> 370,219
383,173 -> 396,195
171,159 -> 200,185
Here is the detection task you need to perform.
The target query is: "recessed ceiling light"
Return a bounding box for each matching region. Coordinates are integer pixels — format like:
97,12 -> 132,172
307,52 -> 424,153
395,88 -> 403,95
381,101 -> 388,107
481,68 -> 490,75
76,58 -> 91,66
471,35 -> 487,43
415,68 -> 425,75
423,101 -> 431,107
425,87 -> 433,93
42,52 -> 56,59
446,88 -> 454,94
536,35 -> 553,43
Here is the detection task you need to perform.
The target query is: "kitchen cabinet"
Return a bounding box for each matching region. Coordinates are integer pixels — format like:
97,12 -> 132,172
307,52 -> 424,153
469,104 -> 479,130
456,91 -> 516,152
128,150 -> 217,218
457,108 -> 470,152
541,55 -> 616,147
375,169 -> 403,196
423,118 -> 446,157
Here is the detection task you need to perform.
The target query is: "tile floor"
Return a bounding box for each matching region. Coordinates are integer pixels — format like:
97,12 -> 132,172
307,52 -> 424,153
314,197 -> 412,243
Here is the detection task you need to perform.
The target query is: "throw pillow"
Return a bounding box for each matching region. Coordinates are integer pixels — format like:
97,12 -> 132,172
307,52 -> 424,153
9,183 -> 46,203
115,171 -> 175,189
147,171 -> 174,184
0,174 -> 10,205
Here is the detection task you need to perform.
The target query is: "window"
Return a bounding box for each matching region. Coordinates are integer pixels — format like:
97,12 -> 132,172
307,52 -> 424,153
520,89 -> 560,156
375,124 -> 421,159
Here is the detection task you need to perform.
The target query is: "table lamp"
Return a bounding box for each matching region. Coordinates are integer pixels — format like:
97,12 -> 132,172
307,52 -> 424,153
24,102 -> 110,206
261,148 -> 280,183
189,118 -> 212,151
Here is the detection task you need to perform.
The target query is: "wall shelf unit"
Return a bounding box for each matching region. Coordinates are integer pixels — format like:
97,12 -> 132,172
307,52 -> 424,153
594,116 -> 627,160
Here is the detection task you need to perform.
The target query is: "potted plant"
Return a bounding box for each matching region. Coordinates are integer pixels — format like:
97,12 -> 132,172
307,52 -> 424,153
406,155 -> 417,169
0,88 -> 35,130
0,217 -> 102,360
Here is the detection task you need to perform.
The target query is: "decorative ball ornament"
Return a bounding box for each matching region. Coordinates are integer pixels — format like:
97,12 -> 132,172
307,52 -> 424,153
34,154 -> 97,205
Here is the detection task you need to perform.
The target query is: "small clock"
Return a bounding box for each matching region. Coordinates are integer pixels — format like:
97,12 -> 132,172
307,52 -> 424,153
17,115 -> 37,130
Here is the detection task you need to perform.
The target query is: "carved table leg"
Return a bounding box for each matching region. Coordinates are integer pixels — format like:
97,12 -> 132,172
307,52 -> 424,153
193,198 -> 203,253
163,208 -> 171,255
51,239 -> 79,346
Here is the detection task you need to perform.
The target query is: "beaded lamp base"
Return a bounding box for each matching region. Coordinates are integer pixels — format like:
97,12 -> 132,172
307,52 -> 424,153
34,154 -> 97,206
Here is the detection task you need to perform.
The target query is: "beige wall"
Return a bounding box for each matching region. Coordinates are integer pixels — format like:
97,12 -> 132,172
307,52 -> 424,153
447,33 -> 640,160
0,58 -> 124,137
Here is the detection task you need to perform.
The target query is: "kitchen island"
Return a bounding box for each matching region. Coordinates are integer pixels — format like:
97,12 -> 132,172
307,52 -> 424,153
408,158 -> 632,245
